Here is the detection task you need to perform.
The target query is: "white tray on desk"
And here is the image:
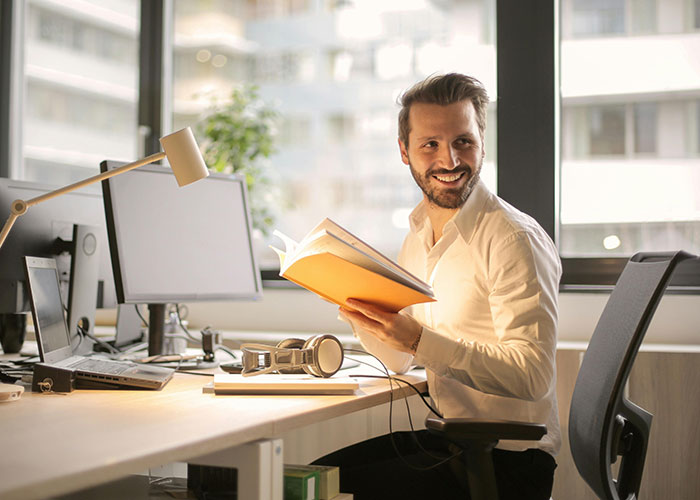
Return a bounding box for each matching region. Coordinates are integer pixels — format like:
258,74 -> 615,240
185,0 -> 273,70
210,374 -> 360,395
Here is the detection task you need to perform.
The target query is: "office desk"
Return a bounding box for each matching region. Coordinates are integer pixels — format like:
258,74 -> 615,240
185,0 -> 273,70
0,366 -> 427,500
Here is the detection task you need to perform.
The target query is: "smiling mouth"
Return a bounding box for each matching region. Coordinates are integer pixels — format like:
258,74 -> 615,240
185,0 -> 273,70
433,172 -> 465,183
430,167 -> 471,184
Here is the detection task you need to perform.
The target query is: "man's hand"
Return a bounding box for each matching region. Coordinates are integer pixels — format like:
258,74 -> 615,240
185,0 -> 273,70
339,299 -> 422,354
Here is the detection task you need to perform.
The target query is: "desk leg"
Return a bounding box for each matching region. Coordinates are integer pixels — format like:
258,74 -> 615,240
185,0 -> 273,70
189,438 -> 283,500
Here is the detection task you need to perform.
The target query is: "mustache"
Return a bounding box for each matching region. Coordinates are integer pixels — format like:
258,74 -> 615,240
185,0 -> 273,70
426,165 -> 471,177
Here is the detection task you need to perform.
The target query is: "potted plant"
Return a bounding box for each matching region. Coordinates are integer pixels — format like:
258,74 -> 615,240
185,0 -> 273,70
195,84 -> 279,236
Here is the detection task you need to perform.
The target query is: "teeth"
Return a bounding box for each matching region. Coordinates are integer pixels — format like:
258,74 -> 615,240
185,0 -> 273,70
434,172 -> 463,182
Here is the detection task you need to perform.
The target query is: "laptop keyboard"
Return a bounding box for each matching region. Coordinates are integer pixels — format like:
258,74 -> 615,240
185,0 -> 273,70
68,358 -> 132,375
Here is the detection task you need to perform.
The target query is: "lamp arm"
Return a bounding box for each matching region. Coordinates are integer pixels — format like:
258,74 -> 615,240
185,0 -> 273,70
25,151 -> 166,207
0,151 -> 166,251
0,211 -> 20,249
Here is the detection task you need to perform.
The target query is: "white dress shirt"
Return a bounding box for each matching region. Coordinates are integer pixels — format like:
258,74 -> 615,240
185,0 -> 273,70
358,179 -> 562,456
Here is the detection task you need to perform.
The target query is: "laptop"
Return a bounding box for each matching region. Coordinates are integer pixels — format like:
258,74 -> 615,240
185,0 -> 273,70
24,256 -> 174,390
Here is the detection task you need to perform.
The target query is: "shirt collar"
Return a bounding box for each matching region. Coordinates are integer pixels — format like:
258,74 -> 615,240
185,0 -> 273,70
408,178 -> 491,246
450,178 -> 490,245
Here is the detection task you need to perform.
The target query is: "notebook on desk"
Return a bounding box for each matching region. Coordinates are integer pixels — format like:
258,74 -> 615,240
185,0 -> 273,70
24,256 -> 174,390
210,373 -> 360,395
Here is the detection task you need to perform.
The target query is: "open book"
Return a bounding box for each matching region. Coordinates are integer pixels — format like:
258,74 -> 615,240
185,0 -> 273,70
270,218 -> 435,312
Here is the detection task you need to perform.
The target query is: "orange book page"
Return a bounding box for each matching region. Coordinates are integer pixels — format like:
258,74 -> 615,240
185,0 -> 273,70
282,252 -> 435,313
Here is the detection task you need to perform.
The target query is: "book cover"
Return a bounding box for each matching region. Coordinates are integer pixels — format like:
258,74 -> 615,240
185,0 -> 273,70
270,218 -> 435,313
284,467 -> 319,500
284,465 -> 339,500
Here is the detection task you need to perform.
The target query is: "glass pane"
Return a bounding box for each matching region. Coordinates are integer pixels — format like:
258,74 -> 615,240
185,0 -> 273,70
560,0 -> 700,257
172,0 -> 496,269
589,105 -> 625,155
697,101 -> 700,154
629,0 -> 655,34
22,0 -> 140,187
633,102 -> 656,154
571,0 -> 624,37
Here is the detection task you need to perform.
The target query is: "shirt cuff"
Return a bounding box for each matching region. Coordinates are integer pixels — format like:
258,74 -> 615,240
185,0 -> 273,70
414,326 -> 463,372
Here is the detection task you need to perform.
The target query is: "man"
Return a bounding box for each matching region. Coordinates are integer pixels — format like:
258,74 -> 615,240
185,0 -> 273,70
315,73 -> 561,500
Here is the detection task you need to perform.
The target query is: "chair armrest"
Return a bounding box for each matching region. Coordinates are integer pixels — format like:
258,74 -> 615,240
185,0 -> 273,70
426,417 -> 547,442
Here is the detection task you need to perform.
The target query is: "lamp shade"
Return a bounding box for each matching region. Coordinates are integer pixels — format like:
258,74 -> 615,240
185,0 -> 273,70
160,127 -> 210,186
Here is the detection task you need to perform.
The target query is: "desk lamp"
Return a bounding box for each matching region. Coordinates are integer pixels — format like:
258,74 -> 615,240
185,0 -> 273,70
0,127 -> 209,250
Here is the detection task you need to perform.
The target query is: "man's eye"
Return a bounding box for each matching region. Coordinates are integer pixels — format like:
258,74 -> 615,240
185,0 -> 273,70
423,141 -> 438,148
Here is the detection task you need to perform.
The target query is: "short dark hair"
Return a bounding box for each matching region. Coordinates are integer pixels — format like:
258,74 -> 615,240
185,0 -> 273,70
398,73 -> 489,146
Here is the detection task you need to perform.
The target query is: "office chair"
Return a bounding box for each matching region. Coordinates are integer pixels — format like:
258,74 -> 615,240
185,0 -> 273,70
425,250 -> 695,500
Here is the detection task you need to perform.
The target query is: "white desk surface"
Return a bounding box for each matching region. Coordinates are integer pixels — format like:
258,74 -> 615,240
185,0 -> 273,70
0,362 -> 426,500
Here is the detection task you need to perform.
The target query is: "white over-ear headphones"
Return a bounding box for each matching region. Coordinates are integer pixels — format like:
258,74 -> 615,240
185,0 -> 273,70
240,334 -> 344,378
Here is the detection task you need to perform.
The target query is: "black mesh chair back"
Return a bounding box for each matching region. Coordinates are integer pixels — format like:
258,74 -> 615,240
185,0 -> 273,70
568,250 -> 694,500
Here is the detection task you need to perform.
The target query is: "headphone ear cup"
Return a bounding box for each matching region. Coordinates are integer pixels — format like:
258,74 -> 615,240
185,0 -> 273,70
302,335 -> 343,378
276,338 -> 305,374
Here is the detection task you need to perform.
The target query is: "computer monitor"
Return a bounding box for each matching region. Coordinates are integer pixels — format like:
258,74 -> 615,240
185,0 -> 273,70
0,177 -> 117,353
100,161 -> 262,356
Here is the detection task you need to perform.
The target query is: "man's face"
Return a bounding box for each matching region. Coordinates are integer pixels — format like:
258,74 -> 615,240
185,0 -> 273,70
399,100 -> 484,210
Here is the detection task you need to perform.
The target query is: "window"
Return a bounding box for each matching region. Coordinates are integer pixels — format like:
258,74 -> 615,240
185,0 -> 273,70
571,0 -> 625,37
560,1 -> 700,259
588,105 -> 626,155
171,0 -> 497,269
568,0 -> 656,38
3,1 -> 697,288
697,101 -> 700,154
633,102 -> 656,154
21,0 -> 139,187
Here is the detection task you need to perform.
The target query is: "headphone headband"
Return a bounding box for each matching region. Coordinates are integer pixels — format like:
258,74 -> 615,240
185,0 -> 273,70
240,335 -> 343,378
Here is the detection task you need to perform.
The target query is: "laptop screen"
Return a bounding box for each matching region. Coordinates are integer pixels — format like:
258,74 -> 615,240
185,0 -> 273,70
24,257 -> 73,363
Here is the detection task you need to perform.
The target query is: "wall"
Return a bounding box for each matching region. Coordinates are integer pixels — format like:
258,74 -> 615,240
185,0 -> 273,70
180,289 -> 700,346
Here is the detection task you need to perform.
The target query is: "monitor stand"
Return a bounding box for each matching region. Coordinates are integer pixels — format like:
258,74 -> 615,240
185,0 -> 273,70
146,304 -> 218,368
66,224 -> 100,355
148,303 -> 166,356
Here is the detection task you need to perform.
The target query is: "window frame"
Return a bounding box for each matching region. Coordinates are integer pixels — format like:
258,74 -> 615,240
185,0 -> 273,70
500,0 -> 700,291
1,0 -> 698,291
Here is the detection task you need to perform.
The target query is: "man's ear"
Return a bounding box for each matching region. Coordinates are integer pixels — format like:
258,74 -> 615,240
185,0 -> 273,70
398,138 -> 410,165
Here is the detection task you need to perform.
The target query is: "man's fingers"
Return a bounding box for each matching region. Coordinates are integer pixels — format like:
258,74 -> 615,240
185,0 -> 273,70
345,299 -> 390,322
340,306 -> 387,336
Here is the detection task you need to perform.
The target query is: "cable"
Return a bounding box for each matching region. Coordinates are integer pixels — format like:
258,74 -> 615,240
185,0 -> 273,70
342,348 -> 461,471
175,304 -> 201,343
343,349 -> 441,417
351,373 -> 441,418
77,324 -> 120,355
216,345 -> 237,360
163,333 -> 193,342
134,304 -> 149,328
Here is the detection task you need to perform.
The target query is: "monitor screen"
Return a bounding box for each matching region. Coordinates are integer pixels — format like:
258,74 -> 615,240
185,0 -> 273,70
0,177 -> 117,314
24,257 -> 73,363
101,162 -> 262,304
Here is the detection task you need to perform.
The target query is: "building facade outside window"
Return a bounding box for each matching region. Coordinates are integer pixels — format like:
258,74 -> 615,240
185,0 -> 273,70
171,0 -> 497,269
560,0 -> 700,257
20,0 -> 139,188
8,0 -> 700,279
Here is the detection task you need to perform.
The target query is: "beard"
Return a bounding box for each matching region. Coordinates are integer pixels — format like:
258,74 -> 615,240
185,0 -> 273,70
408,156 -> 482,210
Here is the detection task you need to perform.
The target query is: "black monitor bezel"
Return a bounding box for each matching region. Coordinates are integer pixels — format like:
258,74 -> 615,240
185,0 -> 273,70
100,161 -> 263,304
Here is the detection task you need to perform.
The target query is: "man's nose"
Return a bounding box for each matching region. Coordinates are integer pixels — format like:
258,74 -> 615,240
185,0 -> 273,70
439,145 -> 460,169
